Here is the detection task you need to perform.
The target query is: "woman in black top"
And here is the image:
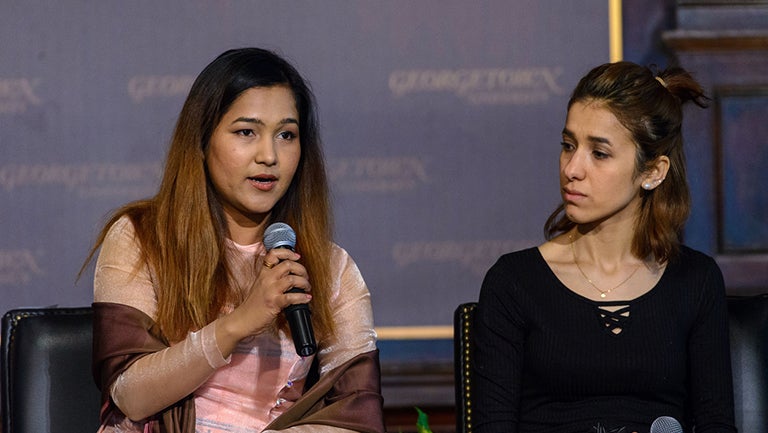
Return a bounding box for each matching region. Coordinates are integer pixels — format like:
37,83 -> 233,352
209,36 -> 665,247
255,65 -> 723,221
473,61 -> 736,433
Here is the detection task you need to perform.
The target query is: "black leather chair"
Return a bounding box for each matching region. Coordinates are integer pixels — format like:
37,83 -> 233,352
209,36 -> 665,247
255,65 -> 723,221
454,302 -> 477,433
727,294 -> 768,432
1,306 -> 101,433
454,296 -> 768,433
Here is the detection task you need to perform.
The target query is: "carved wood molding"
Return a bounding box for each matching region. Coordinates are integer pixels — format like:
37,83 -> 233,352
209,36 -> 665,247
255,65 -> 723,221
663,30 -> 768,51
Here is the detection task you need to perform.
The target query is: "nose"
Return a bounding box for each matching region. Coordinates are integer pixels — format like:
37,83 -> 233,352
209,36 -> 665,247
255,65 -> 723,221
255,137 -> 277,166
561,149 -> 585,181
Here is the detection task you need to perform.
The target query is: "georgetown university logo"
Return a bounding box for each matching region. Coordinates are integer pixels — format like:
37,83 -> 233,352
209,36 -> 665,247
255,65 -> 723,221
128,75 -> 195,103
389,66 -> 565,105
392,239 -> 531,276
0,162 -> 162,198
328,156 -> 428,193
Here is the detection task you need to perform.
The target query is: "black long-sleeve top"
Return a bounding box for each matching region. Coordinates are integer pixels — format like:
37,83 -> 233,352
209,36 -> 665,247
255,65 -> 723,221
473,246 -> 737,433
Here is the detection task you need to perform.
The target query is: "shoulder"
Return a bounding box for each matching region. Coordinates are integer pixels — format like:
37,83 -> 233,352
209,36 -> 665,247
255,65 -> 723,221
480,247 -> 543,299
486,247 -> 543,278
95,215 -> 150,278
94,215 -> 158,317
328,242 -> 369,299
477,248 -> 542,326
672,246 -> 723,281
100,215 -> 142,255
668,246 -> 726,300
330,242 -> 351,263
329,242 -> 359,276
677,245 -> 716,264
106,214 -> 136,237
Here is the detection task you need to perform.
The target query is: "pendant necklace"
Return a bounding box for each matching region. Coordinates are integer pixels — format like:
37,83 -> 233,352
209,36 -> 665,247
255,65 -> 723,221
569,235 -> 641,298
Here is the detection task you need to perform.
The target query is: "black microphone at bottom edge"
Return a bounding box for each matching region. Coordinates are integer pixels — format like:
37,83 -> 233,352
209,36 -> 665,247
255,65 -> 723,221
650,416 -> 682,433
263,222 -> 317,357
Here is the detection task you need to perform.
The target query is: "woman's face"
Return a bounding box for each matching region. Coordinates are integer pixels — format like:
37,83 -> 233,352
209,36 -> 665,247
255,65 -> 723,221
559,100 -> 644,228
206,85 -> 301,235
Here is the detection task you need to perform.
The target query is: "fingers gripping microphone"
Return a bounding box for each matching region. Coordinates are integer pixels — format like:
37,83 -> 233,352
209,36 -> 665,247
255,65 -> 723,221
263,222 -> 317,357
650,416 -> 683,433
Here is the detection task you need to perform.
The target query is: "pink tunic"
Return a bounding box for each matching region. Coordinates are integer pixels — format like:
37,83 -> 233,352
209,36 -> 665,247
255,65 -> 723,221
94,216 -> 377,433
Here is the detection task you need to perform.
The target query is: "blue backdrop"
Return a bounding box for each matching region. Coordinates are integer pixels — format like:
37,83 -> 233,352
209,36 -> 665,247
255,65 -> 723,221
0,1 -> 611,329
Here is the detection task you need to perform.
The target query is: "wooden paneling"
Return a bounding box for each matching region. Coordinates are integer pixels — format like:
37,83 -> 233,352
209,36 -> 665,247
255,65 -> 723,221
382,359 -> 455,432
663,1 -> 768,294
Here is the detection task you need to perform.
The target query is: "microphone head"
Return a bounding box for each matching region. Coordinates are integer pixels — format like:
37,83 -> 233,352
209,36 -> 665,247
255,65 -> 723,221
650,416 -> 682,433
264,222 -> 296,251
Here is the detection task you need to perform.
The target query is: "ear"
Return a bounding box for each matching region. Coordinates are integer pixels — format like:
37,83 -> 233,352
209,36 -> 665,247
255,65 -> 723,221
641,156 -> 670,191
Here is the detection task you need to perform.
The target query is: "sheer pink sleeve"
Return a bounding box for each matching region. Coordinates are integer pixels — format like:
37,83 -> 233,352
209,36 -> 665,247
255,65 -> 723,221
316,245 -> 378,375
94,216 -> 229,421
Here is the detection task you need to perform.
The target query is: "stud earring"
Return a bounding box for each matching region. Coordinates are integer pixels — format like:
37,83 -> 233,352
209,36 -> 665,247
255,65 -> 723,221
642,182 -> 653,190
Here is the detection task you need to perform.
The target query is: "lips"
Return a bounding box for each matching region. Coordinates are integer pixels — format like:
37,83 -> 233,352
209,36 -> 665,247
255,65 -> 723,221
248,174 -> 277,191
562,187 -> 586,202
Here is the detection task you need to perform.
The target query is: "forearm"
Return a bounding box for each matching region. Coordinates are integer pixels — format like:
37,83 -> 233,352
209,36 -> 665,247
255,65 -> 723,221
111,321 -> 228,421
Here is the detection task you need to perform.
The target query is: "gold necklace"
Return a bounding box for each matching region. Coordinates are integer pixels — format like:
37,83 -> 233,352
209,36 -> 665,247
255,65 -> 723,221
569,235 -> 641,298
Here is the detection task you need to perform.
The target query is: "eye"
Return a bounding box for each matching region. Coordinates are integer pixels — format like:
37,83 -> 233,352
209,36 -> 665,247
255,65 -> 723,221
560,141 -> 575,152
592,150 -> 610,160
236,129 -> 255,137
277,130 -> 297,141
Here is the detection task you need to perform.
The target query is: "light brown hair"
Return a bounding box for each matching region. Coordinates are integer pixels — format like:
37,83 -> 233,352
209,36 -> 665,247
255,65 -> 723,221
545,61 -> 708,263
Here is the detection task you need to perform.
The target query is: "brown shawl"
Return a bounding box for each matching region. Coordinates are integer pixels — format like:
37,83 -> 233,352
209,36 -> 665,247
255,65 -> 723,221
92,302 -> 385,433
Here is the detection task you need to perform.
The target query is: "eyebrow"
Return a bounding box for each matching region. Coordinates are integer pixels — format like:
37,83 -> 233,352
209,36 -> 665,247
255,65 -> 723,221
561,128 -> 612,146
231,117 -> 299,126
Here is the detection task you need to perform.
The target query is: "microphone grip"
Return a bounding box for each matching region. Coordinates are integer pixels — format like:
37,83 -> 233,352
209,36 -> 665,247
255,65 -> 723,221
268,242 -> 317,357
284,287 -> 317,357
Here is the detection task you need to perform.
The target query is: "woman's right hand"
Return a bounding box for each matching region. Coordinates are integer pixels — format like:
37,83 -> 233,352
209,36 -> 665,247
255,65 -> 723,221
215,248 -> 312,357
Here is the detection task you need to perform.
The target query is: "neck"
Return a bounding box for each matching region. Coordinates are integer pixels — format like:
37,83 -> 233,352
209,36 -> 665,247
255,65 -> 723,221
571,222 -> 638,267
224,212 -> 270,245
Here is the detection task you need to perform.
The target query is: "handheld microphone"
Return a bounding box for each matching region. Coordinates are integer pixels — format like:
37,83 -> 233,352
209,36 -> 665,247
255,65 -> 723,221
650,416 -> 683,433
263,222 -> 317,357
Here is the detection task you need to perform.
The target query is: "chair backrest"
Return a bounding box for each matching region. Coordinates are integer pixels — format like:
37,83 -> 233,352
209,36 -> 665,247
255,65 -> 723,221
1,307 -> 101,433
454,302 -> 477,433
453,297 -> 768,433
727,294 -> 768,432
